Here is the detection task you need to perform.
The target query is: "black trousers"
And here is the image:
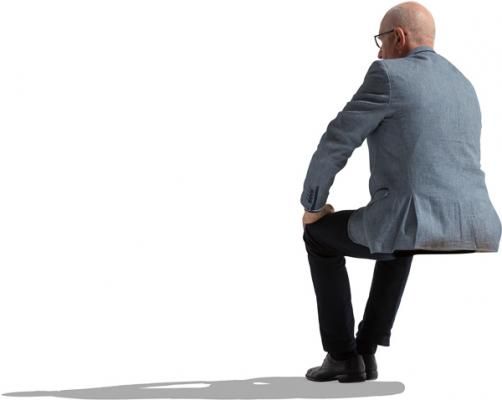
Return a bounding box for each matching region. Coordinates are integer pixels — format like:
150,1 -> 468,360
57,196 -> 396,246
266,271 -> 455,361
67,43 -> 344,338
302,209 -> 476,355
302,209 -> 413,355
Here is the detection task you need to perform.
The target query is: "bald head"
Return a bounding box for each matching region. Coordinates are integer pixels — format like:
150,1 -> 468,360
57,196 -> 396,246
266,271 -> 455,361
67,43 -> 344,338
377,1 -> 435,59
382,1 -> 435,46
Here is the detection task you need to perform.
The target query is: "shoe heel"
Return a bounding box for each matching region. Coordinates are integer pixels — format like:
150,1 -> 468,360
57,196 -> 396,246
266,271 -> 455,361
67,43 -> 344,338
338,371 -> 366,383
365,370 -> 378,380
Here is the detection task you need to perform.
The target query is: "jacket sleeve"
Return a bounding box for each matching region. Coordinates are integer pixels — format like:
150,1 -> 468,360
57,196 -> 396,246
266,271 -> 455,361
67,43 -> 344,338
300,60 -> 392,212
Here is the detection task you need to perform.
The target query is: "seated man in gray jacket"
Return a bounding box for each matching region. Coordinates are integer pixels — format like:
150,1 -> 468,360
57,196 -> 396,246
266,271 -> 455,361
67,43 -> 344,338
301,1 -> 501,382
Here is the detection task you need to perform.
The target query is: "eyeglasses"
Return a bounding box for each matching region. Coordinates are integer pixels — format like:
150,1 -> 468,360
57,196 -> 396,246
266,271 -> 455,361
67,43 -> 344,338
374,29 -> 395,48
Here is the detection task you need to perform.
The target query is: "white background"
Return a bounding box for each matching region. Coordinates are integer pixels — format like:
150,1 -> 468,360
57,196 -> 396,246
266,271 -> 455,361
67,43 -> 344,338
1,1 -> 501,399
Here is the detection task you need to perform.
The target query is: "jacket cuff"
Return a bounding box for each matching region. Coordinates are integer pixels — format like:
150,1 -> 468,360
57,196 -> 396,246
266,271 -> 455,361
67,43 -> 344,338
304,207 -> 324,213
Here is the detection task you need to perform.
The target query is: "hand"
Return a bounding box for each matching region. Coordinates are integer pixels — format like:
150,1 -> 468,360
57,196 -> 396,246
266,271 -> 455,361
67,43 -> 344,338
303,204 -> 335,228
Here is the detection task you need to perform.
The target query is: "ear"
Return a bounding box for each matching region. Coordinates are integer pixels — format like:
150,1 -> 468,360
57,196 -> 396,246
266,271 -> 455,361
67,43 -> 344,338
394,27 -> 407,47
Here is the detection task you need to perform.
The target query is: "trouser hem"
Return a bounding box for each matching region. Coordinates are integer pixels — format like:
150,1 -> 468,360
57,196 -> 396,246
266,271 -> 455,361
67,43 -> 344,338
356,330 -> 391,347
321,336 -> 357,354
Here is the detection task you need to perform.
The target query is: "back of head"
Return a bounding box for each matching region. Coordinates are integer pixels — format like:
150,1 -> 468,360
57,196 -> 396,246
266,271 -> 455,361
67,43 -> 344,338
385,1 -> 435,46
378,1 -> 435,58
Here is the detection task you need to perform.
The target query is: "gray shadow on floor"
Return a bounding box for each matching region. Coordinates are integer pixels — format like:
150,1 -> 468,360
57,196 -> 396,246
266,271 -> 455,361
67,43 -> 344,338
3,376 -> 405,399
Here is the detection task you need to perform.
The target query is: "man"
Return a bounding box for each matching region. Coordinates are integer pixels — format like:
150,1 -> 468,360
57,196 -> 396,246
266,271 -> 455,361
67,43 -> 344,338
300,1 -> 501,383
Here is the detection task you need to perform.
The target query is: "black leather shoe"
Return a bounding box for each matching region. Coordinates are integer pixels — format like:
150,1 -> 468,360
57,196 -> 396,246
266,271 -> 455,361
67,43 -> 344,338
361,353 -> 378,380
305,353 -> 366,382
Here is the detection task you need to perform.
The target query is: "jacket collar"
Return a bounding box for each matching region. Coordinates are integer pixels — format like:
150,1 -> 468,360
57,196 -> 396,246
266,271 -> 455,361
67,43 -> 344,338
407,45 -> 436,56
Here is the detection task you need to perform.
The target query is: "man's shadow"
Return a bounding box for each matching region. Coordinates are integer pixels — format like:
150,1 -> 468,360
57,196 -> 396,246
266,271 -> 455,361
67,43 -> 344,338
3,377 -> 404,399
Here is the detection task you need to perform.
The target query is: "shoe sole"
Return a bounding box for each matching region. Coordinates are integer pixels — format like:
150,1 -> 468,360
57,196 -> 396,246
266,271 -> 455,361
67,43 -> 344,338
305,371 -> 367,383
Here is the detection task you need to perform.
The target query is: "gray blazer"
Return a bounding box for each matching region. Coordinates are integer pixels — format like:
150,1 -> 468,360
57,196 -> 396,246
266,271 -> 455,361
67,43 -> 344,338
300,45 -> 501,254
